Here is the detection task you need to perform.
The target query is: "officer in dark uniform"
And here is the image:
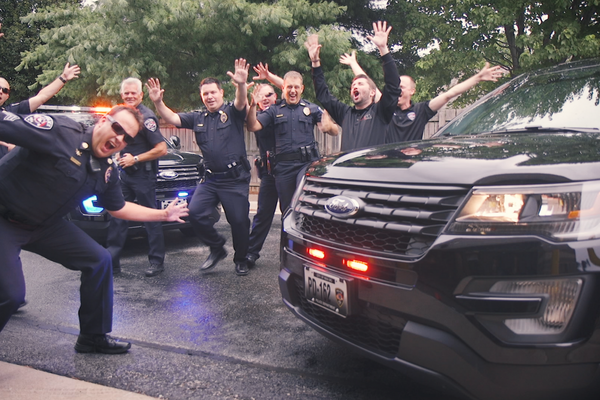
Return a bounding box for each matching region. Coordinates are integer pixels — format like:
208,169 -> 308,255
245,83 -> 279,268
246,71 -> 330,213
106,78 -> 168,277
148,58 -> 252,276
0,105 -> 189,353
0,63 -> 81,160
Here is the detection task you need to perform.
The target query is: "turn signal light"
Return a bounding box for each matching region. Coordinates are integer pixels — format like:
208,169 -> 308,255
344,259 -> 368,272
308,248 -> 325,260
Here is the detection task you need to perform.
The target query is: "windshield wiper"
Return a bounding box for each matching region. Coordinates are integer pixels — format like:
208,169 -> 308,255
488,126 -> 600,134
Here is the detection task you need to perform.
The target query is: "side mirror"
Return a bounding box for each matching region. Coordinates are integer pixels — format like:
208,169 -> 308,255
169,135 -> 181,150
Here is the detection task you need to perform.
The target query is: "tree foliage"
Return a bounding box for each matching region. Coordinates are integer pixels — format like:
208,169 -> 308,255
394,0 -> 600,107
0,0 -> 79,103
19,0 -> 351,109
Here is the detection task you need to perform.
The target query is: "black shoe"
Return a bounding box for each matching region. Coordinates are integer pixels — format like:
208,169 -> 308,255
246,254 -> 258,269
74,334 -> 131,354
200,247 -> 227,271
235,261 -> 249,276
145,263 -> 164,277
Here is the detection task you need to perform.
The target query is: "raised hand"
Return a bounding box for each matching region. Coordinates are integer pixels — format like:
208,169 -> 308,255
367,21 -> 392,54
146,78 -> 164,103
227,58 -> 250,86
253,62 -> 271,81
304,34 -> 322,63
62,63 -> 80,81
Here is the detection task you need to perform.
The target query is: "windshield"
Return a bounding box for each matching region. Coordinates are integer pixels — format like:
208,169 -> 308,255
435,60 -> 600,137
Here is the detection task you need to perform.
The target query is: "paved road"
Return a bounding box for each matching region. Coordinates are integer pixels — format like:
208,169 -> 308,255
0,215 -> 460,400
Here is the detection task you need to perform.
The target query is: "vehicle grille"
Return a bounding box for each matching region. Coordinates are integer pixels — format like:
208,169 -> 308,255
156,165 -> 200,192
293,177 -> 469,258
293,276 -> 404,357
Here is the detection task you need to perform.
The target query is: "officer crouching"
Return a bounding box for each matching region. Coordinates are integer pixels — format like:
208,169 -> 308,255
0,105 -> 189,354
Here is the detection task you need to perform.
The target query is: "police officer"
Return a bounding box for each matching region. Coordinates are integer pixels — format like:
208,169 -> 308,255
245,83 -> 279,268
0,63 -> 81,159
0,105 -> 189,353
246,71 -> 332,213
106,78 -> 168,277
148,58 -> 252,276
307,21 -> 401,151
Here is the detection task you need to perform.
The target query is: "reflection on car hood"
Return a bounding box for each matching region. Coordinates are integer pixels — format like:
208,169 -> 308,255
159,149 -> 201,165
308,133 -> 600,185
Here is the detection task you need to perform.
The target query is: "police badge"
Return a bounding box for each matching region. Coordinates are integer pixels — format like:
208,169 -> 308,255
144,118 -> 157,132
219,111 -> 228,123
303,107 -> 310,116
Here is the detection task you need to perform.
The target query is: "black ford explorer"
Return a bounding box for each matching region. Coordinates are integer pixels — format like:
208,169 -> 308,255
279,58 -> 600,400
36,106 -> 207,242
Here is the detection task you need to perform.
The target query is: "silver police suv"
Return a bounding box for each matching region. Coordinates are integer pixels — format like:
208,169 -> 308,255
279,58 -> 600,400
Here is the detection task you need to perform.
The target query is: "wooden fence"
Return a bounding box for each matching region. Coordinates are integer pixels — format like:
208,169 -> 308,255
160,106 -> 463,191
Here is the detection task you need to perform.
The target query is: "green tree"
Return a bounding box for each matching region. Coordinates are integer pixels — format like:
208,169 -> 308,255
19,0 -> 348,109
0,0 -> 79,103
395,0 -> 600,107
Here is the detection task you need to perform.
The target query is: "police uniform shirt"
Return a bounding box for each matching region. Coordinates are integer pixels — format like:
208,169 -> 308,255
384,101 -> 437,144
256,99 -> 322,155
121,104 -> 163,174
0,100 -> 32,160
178,102 -> 247,172
312,53 -> 401,152
254,107 -> 275,156
0,111 -> 124,225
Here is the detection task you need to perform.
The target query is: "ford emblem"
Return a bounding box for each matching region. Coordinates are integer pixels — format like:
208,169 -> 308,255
159,170 -> 179,180
324,196 -> 362,218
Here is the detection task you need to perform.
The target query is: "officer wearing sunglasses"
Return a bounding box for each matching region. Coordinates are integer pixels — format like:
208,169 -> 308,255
0,105 -> 189,355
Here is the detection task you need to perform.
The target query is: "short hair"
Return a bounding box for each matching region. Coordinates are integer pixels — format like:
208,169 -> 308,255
120,77 -> 142,94
352,74 -> 377,92
283,71 -> 303,84
108,105 -> 143,130
253,83 -> 274,96
400,75 -> 416,90
199,77 -> 222,90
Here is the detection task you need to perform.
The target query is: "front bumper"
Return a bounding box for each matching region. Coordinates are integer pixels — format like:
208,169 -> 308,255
280,222 -> 600,400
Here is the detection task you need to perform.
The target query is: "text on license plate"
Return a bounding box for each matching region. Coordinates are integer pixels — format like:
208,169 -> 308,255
304,265 -> 349,317
160,198 -> 186,209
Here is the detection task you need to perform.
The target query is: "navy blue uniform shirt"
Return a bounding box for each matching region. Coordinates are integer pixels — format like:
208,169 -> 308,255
256,100 -> 322,155
121,104 -> 163,174
178,102 -> 247,172
0,111 -> 125,225
0,100 -> 32,160
384,101 -> 437,143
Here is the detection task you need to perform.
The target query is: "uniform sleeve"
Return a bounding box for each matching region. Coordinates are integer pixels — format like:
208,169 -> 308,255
178,112 -> 196,130
256,107 -> 274,128
96,169 -> 127,211
312,66 -> 350,125
379,53 -> 402,124
0,111 -> 56,153
142,114 -> 164,147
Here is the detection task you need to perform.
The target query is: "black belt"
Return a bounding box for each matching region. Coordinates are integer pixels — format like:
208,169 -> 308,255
276,144 -> 320,163
205,163 -> 244,180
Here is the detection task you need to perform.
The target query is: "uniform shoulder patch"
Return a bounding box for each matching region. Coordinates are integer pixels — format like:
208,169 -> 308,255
24,114 -> 54,130
2,111 -> 20,121
144,118 -> 157,132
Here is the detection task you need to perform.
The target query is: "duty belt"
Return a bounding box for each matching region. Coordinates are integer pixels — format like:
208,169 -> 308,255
275,144 -> 320,163
204,159 -> 249,180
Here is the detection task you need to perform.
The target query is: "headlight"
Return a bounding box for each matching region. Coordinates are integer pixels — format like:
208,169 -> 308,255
447,181 -> 600,241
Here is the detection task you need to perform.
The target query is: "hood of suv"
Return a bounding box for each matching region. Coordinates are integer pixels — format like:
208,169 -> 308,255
308,132 -> 600,186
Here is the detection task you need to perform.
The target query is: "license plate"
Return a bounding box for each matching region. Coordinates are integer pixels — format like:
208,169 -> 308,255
304,265 -> 350,317
160,198 -> 186,209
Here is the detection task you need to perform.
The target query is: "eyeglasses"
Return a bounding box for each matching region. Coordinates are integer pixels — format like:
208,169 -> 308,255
106,115 -> 135,144
0,87 -> 10,94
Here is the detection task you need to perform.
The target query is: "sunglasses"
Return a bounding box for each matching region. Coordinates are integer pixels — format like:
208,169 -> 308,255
0,87 -> 10,94
264,92 -> 275,98
106,115 -> 135,144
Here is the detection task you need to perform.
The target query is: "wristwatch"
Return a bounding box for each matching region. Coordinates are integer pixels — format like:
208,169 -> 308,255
133,156 -> 139,164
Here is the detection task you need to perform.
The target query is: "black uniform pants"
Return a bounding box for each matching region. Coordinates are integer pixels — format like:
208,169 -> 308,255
247,173 -> 278,259
188,174 -> 250,263
273,161 -> 312,214
0,217 -> 113,334
106,172 -> 165,267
